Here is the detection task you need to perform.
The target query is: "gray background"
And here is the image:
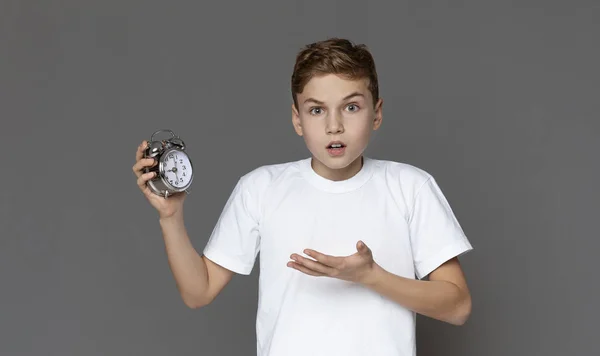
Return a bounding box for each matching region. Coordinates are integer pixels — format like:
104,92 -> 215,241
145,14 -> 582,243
1,1 -> 598,355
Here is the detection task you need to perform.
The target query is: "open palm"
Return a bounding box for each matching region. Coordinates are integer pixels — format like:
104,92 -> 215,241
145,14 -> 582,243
287,240 -> 376,285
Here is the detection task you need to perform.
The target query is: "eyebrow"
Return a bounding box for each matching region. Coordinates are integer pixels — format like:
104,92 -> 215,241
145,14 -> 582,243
303,92 -> 365,105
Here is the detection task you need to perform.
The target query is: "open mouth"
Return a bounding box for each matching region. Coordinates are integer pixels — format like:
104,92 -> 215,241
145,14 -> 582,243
327,141 -> 346,149
326,141 -> 346,156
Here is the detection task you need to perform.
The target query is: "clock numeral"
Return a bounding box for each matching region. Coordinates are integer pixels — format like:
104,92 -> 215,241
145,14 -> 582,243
182,165 -> 186,170
182,172 -> 186,177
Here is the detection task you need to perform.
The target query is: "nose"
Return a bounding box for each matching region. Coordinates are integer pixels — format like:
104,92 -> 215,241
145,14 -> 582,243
326,112 -> 344,134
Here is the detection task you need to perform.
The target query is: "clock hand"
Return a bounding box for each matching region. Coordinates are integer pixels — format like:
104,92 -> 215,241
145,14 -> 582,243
171,159 -> 180,182
173,157 -> 182,183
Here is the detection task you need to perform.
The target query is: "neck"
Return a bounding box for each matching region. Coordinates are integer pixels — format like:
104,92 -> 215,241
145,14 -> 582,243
311,155 -> 364,181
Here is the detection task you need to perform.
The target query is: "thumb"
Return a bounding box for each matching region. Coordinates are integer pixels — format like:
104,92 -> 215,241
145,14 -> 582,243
356,240 -> 370,254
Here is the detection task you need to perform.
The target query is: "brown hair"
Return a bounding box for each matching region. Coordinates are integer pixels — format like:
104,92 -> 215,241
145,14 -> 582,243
291,38 -> 379,110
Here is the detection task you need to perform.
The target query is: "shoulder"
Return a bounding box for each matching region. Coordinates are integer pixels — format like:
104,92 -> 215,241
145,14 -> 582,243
368,158 -> 454,221
236,158 -> 305,193
368,158 -> 434,193
229,159 -> 305,219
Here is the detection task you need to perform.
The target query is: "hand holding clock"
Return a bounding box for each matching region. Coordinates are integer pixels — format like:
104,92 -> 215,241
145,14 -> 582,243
132,140 -> 186,219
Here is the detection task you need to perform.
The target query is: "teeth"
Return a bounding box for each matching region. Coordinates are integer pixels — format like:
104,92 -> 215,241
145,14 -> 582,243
331,144 -> 342,148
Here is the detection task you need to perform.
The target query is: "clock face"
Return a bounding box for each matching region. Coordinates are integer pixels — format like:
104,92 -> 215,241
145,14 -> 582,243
161,149 -> 193,189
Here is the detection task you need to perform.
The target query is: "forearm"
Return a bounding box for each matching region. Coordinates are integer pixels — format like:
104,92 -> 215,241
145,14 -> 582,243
159,213 -> 210,308
363,264 -> 471,325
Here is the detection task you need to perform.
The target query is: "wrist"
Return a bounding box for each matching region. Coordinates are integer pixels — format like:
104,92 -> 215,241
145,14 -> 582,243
360,262 -> 384,287
159,211 -> 184,225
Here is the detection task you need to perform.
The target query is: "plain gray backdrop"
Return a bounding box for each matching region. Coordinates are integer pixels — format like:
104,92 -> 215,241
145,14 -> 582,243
1,1 -> 599,355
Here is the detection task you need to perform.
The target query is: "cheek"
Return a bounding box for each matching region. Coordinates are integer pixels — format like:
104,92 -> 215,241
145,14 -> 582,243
300,119 -> 322,136
346,117 -> 373,135
303,132 -> 323,147
297,121 -> 319,142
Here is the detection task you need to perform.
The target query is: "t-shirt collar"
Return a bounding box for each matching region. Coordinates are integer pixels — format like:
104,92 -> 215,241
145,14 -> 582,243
300,155 -> 374,193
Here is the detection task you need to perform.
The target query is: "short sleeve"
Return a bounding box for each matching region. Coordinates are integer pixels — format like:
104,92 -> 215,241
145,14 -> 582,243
409,176 -> 473,279
203,177 -> 261,275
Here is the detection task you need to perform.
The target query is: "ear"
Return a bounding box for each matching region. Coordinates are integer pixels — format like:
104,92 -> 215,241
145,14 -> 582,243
372,98 -> 383,130
291,103 -> 303,136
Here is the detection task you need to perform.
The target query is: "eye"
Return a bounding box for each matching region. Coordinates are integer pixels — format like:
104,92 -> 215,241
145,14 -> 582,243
309,107 -> 324,115
346,103 -> 360,112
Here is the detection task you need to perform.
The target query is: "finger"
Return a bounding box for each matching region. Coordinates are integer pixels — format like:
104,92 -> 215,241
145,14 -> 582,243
137,171 -> 156,190
291,254 -> 337,276
287,261 -> 325,277
132,158 -> 156,177
135,140 -> 147,161
133,157 -> 156,170
303,249 -> 342,268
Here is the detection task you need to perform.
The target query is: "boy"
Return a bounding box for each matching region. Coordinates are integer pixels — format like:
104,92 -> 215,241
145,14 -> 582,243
132,38 -> 473,356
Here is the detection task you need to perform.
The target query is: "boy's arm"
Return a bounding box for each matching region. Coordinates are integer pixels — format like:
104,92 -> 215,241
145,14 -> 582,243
364,257 -> 471,326
160,213 -> 234,309
289,243 -> 471,325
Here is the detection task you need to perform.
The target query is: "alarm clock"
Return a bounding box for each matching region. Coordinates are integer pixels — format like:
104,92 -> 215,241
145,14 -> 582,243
143,129 -> 194,198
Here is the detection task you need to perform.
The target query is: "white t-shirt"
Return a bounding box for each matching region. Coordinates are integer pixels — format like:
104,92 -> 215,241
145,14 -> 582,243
203,156 -> 473,356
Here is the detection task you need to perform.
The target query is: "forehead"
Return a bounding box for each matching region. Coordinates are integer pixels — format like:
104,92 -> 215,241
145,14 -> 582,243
300,74 -> 370,102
